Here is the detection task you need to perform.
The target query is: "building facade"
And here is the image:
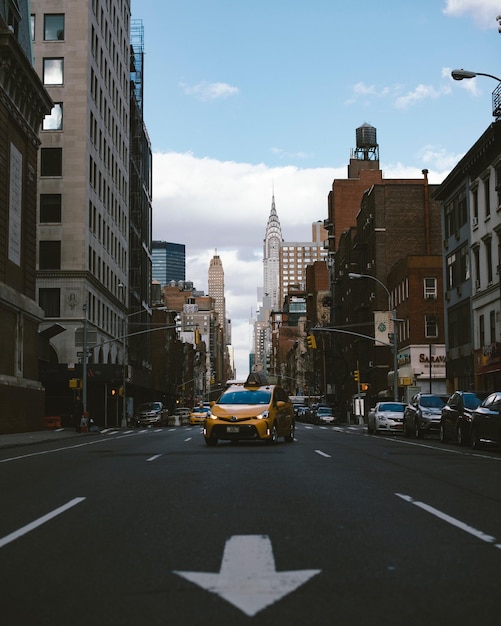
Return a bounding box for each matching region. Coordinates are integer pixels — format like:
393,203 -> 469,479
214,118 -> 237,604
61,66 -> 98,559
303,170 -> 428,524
32,1 -> 153,424
434,121 -> 501,392
263,194 -> 283,311
279,222 -> 328,304
152,240 -> 186,285
0,2 -> 53,433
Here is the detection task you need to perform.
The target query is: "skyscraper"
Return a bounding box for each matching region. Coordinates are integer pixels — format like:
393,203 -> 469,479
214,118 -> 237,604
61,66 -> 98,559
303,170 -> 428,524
208,252 -> 225,331
152,241 -> 186,285
263,194 -> 283,311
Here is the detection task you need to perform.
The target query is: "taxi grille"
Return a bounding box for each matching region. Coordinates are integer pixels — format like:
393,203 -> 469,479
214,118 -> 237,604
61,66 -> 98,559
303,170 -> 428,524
212,424 -> 259,439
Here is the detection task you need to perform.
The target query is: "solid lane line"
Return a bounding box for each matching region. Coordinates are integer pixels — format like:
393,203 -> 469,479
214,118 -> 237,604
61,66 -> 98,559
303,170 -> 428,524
396,493 -> 497,544
0,497 -> 86,549
147,454 -> 162,462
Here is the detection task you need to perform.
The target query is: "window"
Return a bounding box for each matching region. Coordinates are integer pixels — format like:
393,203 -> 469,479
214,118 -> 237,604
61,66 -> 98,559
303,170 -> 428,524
479,315 -> 485,348
490,310 -> 496,345
39,241 -> 61,269
424,277 -> 437,299
425,315 -> 438,338
484,175 -> 491,218
30,14 -> 35,40
39,288 -> 60,317
43,58 -> 64,85
40,194 -> 62,222
42,103 -> 63,130
43,14 -> 64,40
40,148 -> 62,176
485,238 -> 493,283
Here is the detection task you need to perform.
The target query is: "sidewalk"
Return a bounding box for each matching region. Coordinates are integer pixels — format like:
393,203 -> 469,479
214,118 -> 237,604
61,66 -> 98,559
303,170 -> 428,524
0,428 -> 95,450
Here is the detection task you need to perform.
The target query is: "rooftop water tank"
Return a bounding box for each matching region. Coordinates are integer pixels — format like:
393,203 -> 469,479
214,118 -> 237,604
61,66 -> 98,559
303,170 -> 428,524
356,123 -> 377,149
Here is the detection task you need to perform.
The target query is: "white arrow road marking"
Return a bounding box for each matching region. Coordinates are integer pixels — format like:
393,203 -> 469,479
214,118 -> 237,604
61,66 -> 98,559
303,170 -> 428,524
174,534 -> 321,617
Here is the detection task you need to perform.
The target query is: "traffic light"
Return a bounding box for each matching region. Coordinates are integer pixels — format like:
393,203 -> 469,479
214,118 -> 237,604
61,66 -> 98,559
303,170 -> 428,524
307,334 -> 317,349
353,370 -> 360,382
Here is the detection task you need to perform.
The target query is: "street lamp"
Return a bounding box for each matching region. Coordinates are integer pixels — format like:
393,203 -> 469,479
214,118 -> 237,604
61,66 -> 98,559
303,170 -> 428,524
451,69 -> 501,83
451,69 -> 501,119
348,273 -> 399,402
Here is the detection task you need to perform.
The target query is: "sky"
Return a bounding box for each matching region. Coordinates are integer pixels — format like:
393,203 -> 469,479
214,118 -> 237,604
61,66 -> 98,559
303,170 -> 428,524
130,0 -> 501,378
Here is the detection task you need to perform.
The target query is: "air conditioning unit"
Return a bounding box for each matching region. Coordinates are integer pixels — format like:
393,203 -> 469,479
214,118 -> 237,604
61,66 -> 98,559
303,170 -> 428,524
472,217 -> 478,227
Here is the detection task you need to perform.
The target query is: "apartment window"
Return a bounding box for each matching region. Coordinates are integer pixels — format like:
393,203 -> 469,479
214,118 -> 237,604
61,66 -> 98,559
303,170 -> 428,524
425,315 -> 438,338
40,148 -> 62,176
39,288 -> 60,317
479,314 -> 485,348
39,241 -> 61,269
40,194 -> 62,222
424,277 -> 437,299
44,14 -> 64,40
30,14 -> 35,40
490,310 -> 496,345
43,58 -> 64,85
484,175 -> 491,218
446,253 -> 456,289
42,103 -> 63,130
485,238 -> 493,283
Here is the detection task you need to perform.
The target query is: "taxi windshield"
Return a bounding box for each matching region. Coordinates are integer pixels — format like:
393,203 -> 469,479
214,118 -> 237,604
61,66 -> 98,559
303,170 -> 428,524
218,389 -> 272,405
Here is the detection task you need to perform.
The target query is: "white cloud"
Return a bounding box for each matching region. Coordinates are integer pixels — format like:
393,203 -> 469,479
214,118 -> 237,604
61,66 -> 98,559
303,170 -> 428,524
443,0 -> 501,28
179,81 -> 239,101
394,83 -> 452,110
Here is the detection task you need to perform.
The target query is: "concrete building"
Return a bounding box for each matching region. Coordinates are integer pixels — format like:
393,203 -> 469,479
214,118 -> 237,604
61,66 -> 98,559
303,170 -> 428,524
279,222 -> 328,305
0,2 -> 53,433
32,1 -> 153,424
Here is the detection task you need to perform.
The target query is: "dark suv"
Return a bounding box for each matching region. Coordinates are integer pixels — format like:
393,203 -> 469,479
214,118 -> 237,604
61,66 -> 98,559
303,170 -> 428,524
403,393 -> 449,438
440,391 -> 489,446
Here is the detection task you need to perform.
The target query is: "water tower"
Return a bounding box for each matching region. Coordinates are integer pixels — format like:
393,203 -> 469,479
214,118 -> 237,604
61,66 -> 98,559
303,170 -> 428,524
353,123 -> 379,161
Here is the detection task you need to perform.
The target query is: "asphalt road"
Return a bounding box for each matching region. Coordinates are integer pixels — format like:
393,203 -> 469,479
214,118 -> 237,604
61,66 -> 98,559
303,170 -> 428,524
1,424 -> 500,625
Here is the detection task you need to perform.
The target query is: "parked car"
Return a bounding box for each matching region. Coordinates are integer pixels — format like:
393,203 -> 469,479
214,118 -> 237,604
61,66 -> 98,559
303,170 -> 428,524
367,402 -> 406,435
440,391 -> 489,446
315,405 -> 337,425
470,391 -> 501,449
203,372 -> 295,446
134,401 -> 169,427
403,393 -> 449,438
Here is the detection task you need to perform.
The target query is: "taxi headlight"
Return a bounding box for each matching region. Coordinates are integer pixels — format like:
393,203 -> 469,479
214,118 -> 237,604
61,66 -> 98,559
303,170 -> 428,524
257,411 -> 269,420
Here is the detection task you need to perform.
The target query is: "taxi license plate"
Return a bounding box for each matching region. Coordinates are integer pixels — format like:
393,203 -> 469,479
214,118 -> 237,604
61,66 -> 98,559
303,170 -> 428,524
227,426 -> 239,433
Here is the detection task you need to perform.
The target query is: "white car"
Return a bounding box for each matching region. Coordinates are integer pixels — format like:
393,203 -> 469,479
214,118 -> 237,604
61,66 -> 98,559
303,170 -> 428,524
367,402 -> 406,435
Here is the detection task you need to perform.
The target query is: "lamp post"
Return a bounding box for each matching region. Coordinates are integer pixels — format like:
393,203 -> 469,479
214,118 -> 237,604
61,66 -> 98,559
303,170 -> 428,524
348,273 -> 399,402
451,69 -> 501,119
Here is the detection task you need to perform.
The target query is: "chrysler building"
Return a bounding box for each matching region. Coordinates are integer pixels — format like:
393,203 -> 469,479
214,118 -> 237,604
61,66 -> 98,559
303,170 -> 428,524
263,195 -> 283,311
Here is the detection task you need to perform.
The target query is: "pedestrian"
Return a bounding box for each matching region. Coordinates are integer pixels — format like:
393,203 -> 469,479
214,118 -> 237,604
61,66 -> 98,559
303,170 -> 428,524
74,395 -> 84,432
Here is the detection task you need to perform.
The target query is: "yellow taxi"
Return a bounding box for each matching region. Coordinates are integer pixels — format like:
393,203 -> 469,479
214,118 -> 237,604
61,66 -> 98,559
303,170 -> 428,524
189,405 -> 210,425
203,372 -> 295,446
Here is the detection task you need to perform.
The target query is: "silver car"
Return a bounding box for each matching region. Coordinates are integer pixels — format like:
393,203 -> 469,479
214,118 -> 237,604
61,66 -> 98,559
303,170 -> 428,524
368,402 -> 406,435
